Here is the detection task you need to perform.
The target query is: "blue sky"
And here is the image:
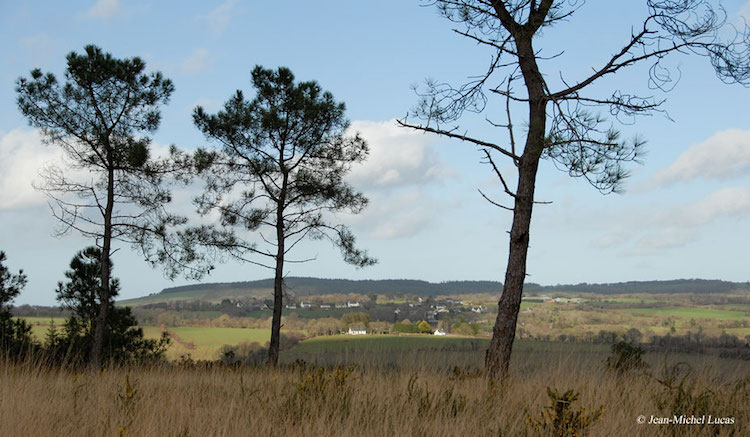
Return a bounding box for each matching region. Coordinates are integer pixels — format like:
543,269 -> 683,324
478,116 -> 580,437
2,1 -> 750,305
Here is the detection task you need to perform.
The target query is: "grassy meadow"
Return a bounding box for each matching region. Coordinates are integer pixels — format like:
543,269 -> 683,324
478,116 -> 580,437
2,343 -> 749,436
141,326 -> 272,361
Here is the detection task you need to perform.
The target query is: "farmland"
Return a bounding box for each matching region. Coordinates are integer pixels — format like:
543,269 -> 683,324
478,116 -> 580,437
21,286 -> 750,363
616,307 -> 748,320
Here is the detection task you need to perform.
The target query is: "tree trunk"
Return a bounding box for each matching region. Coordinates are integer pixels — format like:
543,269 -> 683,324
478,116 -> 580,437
91,165 -> 114,370
485,154 -> 541,379
267,246 -> 284,366
485,33 -> 547,380
267,171 -> 288,367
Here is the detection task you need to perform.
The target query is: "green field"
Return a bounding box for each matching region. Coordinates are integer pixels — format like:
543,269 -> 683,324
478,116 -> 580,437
616,307 -> 749,320
19,317 -> 67,341
21,317 -> 273,361
142,326 -> 272,360
281,335 -> 610,370
292,334 -> 488,352
21,317 -> 68,325
290,335 -> 607,353
602,297 -> 660,304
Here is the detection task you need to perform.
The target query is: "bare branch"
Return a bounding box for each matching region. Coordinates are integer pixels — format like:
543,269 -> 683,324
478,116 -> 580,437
397,119 -> 521,162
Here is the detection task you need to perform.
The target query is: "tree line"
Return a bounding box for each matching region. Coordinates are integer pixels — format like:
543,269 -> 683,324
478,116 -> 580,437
156,277 -> 750,299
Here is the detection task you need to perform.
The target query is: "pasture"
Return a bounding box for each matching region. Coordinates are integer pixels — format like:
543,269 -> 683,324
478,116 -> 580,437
616,307 -> 749,320
142,326 -> 273,361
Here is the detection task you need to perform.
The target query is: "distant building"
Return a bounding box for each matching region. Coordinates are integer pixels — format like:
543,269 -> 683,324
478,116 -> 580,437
434,329 -> 447,336
320,304 -> 331,309
299,301 -> 311,309
335,303 -> 347,309
348,326 -> 367,335
347,301 -> 361,308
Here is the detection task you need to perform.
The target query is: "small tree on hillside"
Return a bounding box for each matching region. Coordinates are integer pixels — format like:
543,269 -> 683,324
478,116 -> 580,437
192,66 -> 376,366
418,320 -> 433,334
402,0 -> 750,380
0,251 -> 34,357
50,247 -> 169,365
16,45 -> 203,369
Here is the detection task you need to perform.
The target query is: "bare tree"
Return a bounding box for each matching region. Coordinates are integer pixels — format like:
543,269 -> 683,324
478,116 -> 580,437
400,0 -> 750,379
16,45 -> 204,369
192,66 -> 376,366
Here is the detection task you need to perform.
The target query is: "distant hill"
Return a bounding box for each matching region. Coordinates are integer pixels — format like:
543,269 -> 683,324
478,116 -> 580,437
117,277 -> 750,306
541,279 -> 750,295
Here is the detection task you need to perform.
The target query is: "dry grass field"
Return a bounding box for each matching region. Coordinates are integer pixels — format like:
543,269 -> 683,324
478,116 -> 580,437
2,350 -> 749,436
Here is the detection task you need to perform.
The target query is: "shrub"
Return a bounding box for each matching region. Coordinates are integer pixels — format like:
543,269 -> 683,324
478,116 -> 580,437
526,387 -> 604,436
417,320 -> 432,334
605,341 -> 649,374
654,361 -> 750,433
394,322 -> 420,333
220,342 -> 267,366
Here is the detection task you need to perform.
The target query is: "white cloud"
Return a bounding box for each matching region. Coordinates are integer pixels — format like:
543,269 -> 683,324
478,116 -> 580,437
656,186 -> 750,227
347,120 -> 453,190
182,48 -> 211,75
0,129 -> 62,210
205,0 -> 238,35
343,190 -> 438,240
335,119 -> 458,240
593,226 -> 635,249
630,228 -> 699,255
85,0 -> 122,20
593,186 -> 750,255
652,129 -> 750,185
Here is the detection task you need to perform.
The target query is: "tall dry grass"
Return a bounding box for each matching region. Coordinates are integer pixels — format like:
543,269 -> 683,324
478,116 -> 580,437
1,351 -> 748,436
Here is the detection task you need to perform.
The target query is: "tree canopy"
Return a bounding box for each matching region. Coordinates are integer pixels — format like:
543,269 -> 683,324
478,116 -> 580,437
16,44 -> 191,368
192,65 -> 376,365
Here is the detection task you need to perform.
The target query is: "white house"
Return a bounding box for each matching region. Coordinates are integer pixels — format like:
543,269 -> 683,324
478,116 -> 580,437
347,301 -> 361,308
347,326 -> 367,335
434,329 -> 447,336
